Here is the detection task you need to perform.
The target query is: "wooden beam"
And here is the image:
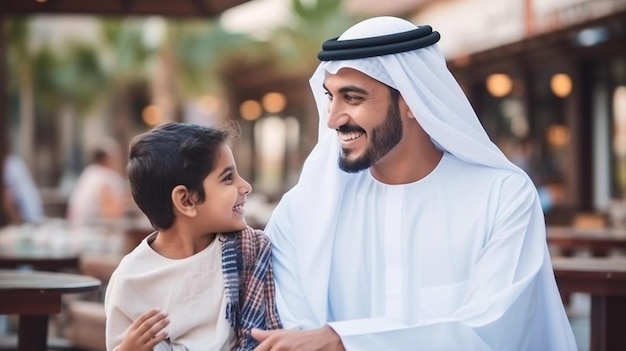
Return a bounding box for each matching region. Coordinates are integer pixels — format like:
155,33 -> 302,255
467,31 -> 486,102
0,15 -> 8,226
190,0 -> 212,17
0,0 -> 250,18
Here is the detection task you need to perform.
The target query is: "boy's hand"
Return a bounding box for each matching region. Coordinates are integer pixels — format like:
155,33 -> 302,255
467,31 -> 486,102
119,308 -> 170,351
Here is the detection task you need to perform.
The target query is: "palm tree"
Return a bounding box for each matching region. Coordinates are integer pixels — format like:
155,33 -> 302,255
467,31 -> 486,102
6,17 -> 35,170
40,42 -> 106,178
8,17 -> 109,185
98,18 -> 157,143
271,0 -> 356,72
170,19 -> 262,97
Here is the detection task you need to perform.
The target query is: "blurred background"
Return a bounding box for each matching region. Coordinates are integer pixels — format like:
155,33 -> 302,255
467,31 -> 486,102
0,0 -> 625,350
0,0 -> 625,226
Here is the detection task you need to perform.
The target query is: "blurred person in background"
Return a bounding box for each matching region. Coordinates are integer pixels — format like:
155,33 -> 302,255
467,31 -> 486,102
1,136 -> 45,226
67,138 -> 130,227
253,16 -> 577,350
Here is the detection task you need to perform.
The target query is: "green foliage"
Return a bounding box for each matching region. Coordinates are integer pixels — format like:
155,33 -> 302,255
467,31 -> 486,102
31,47 -> 62,112
5,6 -> 357,123
100,18 -> 156,80
53,43 -> 106,112
6,17 -> 30,92
291,0 -> 344,25
271,0 -> 356,71
168,19 -> 262,95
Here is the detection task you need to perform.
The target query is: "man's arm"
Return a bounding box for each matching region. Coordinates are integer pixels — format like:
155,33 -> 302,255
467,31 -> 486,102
252,326 -> 343,351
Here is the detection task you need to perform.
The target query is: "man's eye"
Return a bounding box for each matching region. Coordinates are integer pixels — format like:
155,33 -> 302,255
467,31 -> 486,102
345,95 -> 362,103
324,91 -> 333,100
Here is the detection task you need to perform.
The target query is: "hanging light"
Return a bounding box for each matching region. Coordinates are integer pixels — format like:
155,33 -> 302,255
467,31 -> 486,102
262,92 -> 287,114
547,124 -> 570,148
240,100 -> 262,121
550,73 -> 573,98
142,105 -> 163,126
486,73 -> 513,98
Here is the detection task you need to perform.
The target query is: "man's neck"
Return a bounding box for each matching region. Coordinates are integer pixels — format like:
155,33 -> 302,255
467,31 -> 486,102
370,148 -> 443,185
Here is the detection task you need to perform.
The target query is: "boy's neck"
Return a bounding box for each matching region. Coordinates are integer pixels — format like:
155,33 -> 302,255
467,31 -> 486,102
149,228 -> 217,259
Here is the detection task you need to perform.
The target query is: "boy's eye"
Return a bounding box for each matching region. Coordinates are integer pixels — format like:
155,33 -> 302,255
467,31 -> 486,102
223,174 -> 233,182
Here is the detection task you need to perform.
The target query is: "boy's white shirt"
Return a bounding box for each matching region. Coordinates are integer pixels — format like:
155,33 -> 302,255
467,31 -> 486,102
104,232 -> 235,351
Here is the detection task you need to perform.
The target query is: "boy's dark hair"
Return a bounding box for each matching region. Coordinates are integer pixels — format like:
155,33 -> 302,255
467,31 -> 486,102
127,122 -> 231,230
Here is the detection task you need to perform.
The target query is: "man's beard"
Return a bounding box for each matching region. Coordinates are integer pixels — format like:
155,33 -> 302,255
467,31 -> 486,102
338,100 -> 403,173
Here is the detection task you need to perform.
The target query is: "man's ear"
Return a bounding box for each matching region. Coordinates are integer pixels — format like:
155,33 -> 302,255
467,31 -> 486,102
171,185 -> 196,217
398,95 -> 416,119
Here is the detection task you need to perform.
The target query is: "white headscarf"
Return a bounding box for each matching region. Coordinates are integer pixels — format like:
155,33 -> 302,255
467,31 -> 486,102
269,16 -> 535,324
311,16 -> 522,173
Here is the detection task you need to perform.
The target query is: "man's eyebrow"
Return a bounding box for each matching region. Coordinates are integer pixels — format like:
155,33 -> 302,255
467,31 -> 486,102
322,83 -> 368,95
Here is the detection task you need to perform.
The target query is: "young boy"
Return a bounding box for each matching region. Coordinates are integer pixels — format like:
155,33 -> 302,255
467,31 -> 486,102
104,122 -> 281,351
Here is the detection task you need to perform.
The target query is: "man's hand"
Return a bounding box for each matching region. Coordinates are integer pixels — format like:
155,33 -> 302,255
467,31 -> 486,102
118,308 -> 170,351
251,325 -> 345,351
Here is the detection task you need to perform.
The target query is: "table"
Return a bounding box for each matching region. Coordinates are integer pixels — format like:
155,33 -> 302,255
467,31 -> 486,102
547,227 -> 626,256
0,269 -> 101,351
0,224 -> 82,272
0,247 -> 79,272
552,257 -> 626,351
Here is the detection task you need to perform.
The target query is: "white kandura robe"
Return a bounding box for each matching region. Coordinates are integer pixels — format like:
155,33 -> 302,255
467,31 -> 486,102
266,152 -> 577,350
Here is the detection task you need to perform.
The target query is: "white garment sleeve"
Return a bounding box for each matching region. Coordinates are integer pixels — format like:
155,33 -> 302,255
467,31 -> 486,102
265,200 -> 320,330
268,175 -> 576,350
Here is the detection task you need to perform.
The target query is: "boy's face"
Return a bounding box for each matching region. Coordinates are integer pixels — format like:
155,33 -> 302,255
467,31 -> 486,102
194,143 -> 251,233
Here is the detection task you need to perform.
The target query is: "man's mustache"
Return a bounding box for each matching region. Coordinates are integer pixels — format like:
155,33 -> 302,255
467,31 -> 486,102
336,125 -> 365,134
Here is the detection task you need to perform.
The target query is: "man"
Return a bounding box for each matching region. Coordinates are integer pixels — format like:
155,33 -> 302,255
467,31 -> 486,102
1,137 -> 44,225
252,16 -> 577,350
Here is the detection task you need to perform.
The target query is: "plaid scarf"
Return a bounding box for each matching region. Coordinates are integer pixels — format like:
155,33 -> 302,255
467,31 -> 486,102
221,227 -> 282,351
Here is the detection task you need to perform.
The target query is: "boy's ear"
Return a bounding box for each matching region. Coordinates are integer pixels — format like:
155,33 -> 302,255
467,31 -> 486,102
171,185 -> 196,217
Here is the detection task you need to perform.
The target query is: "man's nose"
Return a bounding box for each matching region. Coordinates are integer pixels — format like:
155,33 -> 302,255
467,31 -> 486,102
326,100 -> 346,129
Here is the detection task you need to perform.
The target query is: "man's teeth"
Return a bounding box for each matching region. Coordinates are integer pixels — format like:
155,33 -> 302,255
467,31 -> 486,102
233,204 -> 243,211
340,131 -> 364,141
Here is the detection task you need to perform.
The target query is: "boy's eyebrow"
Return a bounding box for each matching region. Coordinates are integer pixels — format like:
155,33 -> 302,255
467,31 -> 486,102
322,83 -> 369,95
218,166 -> 234,178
